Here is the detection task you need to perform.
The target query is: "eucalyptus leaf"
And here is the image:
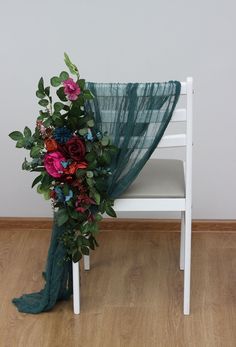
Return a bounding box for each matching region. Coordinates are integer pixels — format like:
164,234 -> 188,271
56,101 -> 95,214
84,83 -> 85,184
60,71 -> 69,81
87,119 -> 95,127
36,90 -> 45,99
86,171 -> 93,178
50,76 -> 61,87
38,99 -> 49,107
54,102 -> 64,112
101,136 -> 110,146
78,128 -> 88,136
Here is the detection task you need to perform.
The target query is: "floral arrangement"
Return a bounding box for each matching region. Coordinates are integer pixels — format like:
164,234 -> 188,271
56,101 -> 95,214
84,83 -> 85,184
9,53 -> 118,262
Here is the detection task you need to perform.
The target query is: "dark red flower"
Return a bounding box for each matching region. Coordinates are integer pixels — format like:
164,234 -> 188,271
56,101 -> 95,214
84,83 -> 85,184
63,136 -> 86,161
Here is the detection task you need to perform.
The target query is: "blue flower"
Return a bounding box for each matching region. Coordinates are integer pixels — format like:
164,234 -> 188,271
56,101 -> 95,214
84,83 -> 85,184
53,127 -> 72,144
54,186 -> 73,203
65,190 -> 73,202
54,186 -> 64,202
86,128 -> 93,141
96,131 -> 102,140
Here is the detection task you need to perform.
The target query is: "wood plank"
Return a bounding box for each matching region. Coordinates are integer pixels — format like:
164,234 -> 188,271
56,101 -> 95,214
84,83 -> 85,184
0,217 -> 236,232
1,228 -> 236,346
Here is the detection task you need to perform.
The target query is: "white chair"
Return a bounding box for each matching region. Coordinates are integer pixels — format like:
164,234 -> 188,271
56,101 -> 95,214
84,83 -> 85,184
72,77 -> 193,315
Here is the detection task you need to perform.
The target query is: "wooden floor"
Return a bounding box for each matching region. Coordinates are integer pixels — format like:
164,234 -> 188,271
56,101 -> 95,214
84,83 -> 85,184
1,228 -> 236,347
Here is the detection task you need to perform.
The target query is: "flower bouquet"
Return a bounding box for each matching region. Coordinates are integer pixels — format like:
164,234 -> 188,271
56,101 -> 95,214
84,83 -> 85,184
9,53 -> 118,262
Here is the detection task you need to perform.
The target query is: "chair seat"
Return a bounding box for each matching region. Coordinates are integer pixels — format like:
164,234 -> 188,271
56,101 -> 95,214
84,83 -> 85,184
121,159 -> 185,198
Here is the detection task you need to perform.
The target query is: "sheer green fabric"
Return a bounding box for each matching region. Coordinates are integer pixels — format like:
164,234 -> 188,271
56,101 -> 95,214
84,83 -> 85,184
12,81 -> 181,313
12,222 -> 73,313
87,81 -> 181,197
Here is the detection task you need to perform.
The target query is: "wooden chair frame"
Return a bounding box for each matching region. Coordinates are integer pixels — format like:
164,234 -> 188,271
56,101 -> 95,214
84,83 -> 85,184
72,77 -> 193,315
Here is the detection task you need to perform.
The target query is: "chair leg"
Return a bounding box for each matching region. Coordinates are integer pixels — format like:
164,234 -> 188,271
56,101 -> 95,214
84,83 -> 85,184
83,254 -> 90,271
183,208 -> 192,315
72,261 -> 80,314
180,211 -> 185,270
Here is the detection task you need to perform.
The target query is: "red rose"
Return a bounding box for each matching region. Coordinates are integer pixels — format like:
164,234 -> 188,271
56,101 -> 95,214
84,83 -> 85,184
64,136 -> 86,161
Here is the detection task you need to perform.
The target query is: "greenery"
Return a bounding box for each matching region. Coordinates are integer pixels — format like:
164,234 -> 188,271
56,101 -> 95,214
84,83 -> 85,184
9,53 -> 118,262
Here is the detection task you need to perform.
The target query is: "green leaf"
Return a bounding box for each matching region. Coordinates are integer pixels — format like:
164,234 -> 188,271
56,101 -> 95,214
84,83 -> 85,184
78,79 -> 85,89
78,128 -> 88,136
95,214 -> 103,222
52,112 -> 61,121
43,190 -> 51,200
24,126 -> 32,138
37,184 -> 43,194
87,119 -> 95,127
60,71 -> 69,81
87,160 -> 98,170
38,77 -> 44,93
57,87 -> 68,102
101,136 -> 110,146
38,99 -> 49,107
86,178 -> 94,187
30,145 -> 41,158
56,208 -> 69,226
93,191 -> 100,205
54,102 -> 64,112
83,89 -> 94,100
64,52 -> 80,76
101,151 -> 111,164
72,250 -> 82,263
43,118 -> 52,127
76,169 -> 86,178
16,139 -> 25,148
81,246 -> 89,256
41,174 -> 52,190
44,86 -> 50,97
22,158 -> 31,171
85,151 -> 96,162
32,174 -> 42,188
50,76 -> 61,87
86,171 -> 93,178
105,205 -> 117,218
9,131 -> 23,141
36,90 -> 45,99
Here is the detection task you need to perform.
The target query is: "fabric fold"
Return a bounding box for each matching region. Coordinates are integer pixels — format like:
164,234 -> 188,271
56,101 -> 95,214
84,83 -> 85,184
13,81 -> 181,313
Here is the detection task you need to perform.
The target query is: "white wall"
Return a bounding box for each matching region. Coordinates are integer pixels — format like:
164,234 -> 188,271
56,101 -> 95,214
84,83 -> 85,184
0,0 -> 236,219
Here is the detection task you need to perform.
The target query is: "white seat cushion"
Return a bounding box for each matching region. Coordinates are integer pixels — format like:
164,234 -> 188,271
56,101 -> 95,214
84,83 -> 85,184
121,159 -> 185,198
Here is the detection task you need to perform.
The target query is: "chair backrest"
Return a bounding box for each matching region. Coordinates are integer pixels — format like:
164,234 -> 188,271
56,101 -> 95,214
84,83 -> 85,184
156,77 -> 193,203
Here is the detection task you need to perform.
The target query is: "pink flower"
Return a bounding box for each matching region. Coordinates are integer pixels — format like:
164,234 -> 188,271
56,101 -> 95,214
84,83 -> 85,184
44,151 -> 66,178
63,78 -> 81,101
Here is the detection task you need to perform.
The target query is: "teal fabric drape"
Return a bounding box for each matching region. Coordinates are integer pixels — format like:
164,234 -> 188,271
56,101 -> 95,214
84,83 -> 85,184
13,223 -> 73,313
13,81 -> 181,313
86,82 -> 181,198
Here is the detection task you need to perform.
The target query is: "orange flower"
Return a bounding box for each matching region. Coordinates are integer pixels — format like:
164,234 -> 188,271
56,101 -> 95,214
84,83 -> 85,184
45,138 -> 58,152
77,162 -> 88,169
64,162 -> 78,175
64,161 -> 88,175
